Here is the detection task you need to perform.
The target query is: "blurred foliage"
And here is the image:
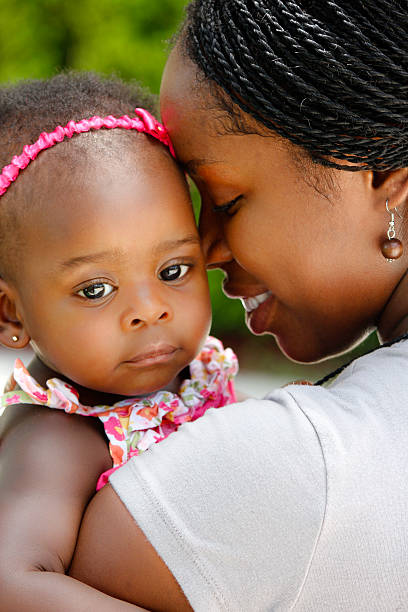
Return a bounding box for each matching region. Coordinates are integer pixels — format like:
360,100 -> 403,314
0,0 -> 378,373
0,0 -> 186,92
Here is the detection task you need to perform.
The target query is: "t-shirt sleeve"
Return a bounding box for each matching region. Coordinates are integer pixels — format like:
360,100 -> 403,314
110,390 -> 327,612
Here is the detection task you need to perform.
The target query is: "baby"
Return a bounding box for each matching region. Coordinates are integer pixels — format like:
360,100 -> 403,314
0,72 -> 237,610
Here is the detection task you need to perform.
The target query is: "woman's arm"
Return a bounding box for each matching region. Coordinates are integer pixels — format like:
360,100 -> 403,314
70,484 -> 192,612
0,405 -> 147,611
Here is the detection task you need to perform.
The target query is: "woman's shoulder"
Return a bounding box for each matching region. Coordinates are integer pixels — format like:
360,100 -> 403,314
343,336 -> 408,381
278,339 -> 408,497
282,338 -> 408,413
109,392 -> 326,611
112,391 -> 327,533
108,344 -> 408,610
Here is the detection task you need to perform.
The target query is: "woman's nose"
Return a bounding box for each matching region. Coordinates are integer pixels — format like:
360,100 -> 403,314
199,203 -> 234,269
120,287 -> 173,331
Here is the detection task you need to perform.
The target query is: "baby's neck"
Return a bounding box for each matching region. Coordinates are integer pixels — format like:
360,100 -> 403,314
26,354 -> 182,407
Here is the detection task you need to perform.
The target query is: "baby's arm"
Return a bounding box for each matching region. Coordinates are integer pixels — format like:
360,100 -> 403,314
0,404 -> 145,612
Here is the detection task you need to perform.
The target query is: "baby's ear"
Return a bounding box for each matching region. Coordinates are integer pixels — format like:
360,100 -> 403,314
0,278 -> 30,349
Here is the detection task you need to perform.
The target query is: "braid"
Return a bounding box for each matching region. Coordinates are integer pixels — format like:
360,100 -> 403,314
181,0 -> 408,171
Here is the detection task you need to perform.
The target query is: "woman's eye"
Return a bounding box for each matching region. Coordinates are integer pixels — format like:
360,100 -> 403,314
77,282 -> 115,300
159,264 -> 190,282
213,195 -> 243,217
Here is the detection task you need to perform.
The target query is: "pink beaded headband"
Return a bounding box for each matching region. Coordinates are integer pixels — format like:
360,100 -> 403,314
0,108 -> 174,197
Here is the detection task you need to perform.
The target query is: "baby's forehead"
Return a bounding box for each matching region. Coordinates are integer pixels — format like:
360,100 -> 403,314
18,128 -> 180,209
28,136 -> 190,228
21,163 -> 198,281
1,129 -> 191,283
40,128 -> 168,172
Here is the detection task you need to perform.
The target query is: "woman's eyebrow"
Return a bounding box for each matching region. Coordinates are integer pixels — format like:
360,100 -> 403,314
183,158 -> 219,174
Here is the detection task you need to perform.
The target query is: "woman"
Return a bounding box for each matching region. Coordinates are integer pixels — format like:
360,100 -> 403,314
70,1 -> 408,610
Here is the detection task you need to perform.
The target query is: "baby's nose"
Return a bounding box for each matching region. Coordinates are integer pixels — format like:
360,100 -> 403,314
120,290 -> 173,330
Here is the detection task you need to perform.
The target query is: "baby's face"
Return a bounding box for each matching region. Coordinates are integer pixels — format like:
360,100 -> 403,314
13,139 -> 212,396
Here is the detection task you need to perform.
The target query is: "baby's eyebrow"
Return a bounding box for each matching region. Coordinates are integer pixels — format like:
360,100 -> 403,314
154,235 -> 201,255
58,238 -> 200,271
58,248 -> 126,270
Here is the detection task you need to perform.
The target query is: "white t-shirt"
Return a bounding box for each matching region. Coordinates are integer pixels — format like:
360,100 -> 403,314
110,341 -> 408,611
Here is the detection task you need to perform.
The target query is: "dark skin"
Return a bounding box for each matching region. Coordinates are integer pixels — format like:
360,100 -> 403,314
159,49 -> 408,363
69,44 -> 408,610
0,133 -> 210,611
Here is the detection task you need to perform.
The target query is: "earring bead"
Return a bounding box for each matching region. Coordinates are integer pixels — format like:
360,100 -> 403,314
12,335 -> 18,342
381,199 -> 403,261
381,237 -> 403,261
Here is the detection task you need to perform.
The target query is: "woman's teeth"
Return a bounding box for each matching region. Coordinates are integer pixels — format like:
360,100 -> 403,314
241,291 -> 273,313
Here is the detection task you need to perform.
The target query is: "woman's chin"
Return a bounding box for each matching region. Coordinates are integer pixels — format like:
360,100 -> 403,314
246,313 -> 369,364
271,332 -> 346,365
276,339 -> 325,364
276,329 -> 370,365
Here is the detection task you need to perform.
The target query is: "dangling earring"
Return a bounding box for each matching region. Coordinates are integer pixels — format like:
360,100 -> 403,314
381,199 -> 403,261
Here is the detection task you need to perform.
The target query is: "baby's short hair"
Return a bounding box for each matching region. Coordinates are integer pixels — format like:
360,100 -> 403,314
0,72 -> 157,280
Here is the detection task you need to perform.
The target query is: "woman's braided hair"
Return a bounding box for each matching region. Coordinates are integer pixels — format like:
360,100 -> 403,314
181,0 -> 408,171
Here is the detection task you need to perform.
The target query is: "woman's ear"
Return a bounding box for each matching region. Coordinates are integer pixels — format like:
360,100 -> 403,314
371,168 -> 408,209
0,278 -> 30,349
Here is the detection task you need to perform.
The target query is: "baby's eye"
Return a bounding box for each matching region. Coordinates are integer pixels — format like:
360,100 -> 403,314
77,282 -> 115,300
159,264 -> 190,282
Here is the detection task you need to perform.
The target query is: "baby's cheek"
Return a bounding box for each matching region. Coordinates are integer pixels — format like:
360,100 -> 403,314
184,290 -> 212,352
49,322 -> 114,386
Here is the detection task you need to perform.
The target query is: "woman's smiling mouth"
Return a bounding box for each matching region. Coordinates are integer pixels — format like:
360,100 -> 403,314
244,292 -> 277,335
241,291 -> 273,313
223,283 -> 277,335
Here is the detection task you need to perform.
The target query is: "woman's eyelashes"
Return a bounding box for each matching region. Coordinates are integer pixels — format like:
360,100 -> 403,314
77,281 -> 116,301
212,195 -> 243,217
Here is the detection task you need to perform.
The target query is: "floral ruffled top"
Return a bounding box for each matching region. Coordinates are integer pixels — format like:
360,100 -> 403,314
2,336 -> 238,490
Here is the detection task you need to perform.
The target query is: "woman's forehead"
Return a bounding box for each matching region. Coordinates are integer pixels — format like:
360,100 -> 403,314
161,46 -> 286,169
161,49 -> 209,133
161,46 -> 200,98
161,57 -> 237,172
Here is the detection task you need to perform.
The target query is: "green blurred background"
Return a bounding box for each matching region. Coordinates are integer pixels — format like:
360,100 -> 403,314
0,0 -> 378,389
